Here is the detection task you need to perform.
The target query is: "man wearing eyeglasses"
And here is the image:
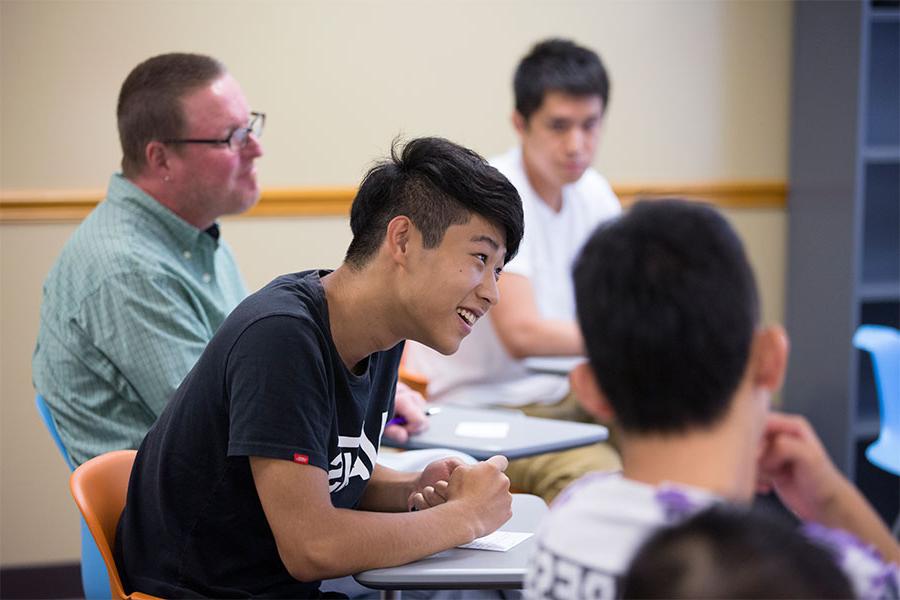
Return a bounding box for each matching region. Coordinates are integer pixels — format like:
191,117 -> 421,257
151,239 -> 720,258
33,53 -> 264,467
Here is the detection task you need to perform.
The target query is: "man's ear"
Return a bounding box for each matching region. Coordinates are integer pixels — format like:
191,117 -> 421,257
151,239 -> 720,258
385,215 -> 413,264
512,111 -> 527,137
570,362 -> 616,423
145,141 -> 171,176
751,325 -> 789,392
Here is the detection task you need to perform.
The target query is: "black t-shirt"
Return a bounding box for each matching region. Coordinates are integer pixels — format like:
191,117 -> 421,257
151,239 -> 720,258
115,270 -> 402,598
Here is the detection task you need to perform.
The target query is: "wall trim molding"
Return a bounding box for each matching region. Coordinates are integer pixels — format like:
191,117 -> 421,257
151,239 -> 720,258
0,181 -> 786,223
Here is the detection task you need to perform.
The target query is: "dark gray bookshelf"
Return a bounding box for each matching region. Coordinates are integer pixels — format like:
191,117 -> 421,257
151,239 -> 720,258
785,1 -> 899,524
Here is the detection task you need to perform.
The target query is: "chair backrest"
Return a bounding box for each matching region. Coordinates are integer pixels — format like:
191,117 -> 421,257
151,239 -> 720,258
36,394 -> 114,599
853,325 -> 900,426
852,325 -> 900,474
399,364 -> 429,397
399,346 -> 429,397
35,394 -> 76,471
69,450 -> 137,600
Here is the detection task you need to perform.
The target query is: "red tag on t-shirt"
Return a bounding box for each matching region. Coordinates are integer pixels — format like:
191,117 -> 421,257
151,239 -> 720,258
293,453 -> 309,464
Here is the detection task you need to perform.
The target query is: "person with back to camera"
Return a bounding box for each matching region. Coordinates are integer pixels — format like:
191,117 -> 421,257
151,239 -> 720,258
405,38 -> 621,504
525,199 -> 899,599
115,137 -> 526,598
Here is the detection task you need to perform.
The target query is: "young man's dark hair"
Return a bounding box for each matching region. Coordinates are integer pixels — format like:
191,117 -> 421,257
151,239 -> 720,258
117,52 -> 225,177
345,136 -> 524,267
573,199 -> 759,433
621,505 -> 854,599
513,38 -> 610,122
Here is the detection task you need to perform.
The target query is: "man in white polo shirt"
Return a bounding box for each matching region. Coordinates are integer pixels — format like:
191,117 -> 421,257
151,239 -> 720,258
406,39 -> 621,503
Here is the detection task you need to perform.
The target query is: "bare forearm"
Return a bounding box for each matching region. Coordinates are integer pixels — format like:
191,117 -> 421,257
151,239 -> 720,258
288,502 -> 477,580
494,318 -> 584,358
357,464 -> 416,512
816,478 -> 900,564
251,456 -> 511,584
491,273 -> 585,358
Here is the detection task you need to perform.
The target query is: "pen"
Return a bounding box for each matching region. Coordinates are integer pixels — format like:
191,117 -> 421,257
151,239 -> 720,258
386,406 -> 442,427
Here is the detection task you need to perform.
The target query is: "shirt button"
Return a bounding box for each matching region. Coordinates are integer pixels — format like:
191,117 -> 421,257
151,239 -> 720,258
202,273 -> 212,283
183,251 -> 192,259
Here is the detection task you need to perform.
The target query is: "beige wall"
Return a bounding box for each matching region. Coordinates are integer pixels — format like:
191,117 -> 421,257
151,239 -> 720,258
0,0 -> 791,566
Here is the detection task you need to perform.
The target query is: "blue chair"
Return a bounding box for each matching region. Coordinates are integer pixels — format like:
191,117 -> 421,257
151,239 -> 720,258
852,325 -> 900,535
853,326 -> 900,476
35,394 -> 111,600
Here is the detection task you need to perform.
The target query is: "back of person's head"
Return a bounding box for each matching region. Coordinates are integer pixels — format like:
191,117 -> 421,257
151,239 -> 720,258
573,199 -> 759,434
514,38 -> 610,122
344,137 -> 524,268
117,52 -> 226,178
621,504 -> 854,599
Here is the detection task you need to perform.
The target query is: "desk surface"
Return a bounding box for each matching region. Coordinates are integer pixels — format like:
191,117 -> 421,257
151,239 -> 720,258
522,355 -> 586,375
354,493 -> 548,590
383,405 -> 607,460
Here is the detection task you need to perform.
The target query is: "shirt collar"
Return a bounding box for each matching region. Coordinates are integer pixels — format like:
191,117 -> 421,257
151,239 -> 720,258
108,174 -> 220,249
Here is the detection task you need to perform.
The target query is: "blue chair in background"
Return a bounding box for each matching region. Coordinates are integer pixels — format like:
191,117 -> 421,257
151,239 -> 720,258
852,325 -> 900,535
35,394 -> 111,600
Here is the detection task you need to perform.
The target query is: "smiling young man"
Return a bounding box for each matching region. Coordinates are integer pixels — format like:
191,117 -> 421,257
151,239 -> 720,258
406,39 -> 621,503
115,137 -> 526,598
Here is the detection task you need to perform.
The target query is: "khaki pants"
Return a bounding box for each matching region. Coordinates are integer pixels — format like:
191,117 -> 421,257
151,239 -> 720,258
504,391 -> 620,504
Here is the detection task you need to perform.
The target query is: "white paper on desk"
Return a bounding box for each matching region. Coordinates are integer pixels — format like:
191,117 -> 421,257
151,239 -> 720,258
458,531 -> 532,552
454,421 -> 509,438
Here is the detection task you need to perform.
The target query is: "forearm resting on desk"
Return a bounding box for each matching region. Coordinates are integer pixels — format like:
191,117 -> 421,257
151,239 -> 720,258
358,459 -> 465,512
251,456 -> 512,581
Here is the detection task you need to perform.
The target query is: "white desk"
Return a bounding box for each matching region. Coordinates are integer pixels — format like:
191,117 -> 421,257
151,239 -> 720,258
354,493 -> 547,596
382,405 -> 607,460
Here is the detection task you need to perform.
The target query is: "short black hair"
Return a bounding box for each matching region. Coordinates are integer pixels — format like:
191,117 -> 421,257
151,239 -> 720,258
344,137 -> 524,268
514,38 -> 610,122
622,505 -> 853,599
573,199 -> 759,434
117,53 -> 226,177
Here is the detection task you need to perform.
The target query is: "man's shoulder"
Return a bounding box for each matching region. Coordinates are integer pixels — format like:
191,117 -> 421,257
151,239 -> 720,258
45,206 -> 174,297
488,147 -> 526,186
227,271 -> 328,337
529,475 -> 719,600
801,522 -> 900,598
71,189 -> 174,250
528,474 -> 648,599
571,167 -> 619,210
544,474 -> 718,534
488,146 -> 519,168
547,472 -> 636,516
246,271 -> 324,310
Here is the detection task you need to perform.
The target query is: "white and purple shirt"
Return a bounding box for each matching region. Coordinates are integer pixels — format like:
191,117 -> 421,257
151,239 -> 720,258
525,471 -> 899,599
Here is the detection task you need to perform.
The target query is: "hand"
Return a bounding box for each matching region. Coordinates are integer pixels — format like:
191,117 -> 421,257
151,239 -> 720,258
756,412 -> 847,523
445,455 -> 512,539
384,382 -> 429,443
406,457 -> 466,511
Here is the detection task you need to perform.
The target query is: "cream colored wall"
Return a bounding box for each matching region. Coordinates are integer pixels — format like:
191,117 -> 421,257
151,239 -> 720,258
0,0 -> 791,567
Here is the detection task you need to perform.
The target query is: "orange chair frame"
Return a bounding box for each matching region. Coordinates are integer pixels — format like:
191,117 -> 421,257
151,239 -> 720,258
69,450 -> 160,600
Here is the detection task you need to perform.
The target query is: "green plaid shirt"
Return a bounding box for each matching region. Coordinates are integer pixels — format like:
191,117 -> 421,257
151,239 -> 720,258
33,174 -> 247,465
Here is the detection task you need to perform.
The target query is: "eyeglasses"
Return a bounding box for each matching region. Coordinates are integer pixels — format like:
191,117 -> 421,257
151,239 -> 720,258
163,112 -> 265,150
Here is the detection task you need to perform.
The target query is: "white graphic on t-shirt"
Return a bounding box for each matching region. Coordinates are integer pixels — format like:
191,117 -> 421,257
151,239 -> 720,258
328,411 -> 388,493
